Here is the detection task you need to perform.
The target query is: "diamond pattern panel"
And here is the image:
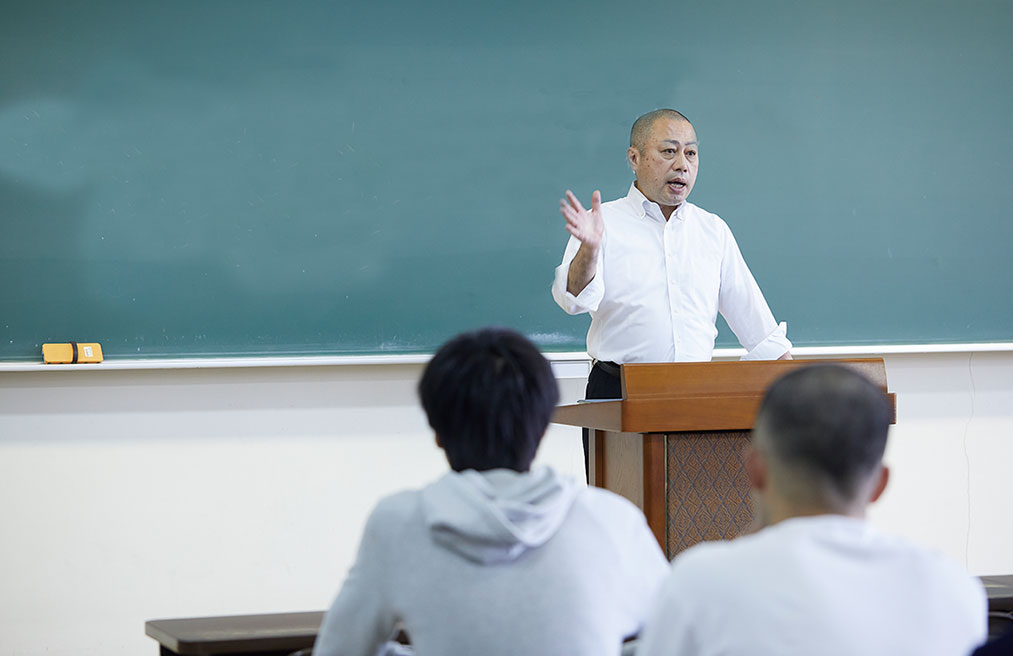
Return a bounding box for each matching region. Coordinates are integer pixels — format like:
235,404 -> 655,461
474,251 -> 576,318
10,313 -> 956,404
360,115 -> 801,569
666,430 -> 753,558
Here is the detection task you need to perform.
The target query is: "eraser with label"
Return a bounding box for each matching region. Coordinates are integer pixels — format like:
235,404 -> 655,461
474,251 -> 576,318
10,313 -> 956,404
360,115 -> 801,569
42,342 -> 104,364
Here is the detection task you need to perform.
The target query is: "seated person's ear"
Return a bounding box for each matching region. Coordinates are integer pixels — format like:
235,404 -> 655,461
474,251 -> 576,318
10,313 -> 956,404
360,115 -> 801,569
869,465 -> 890,504
745,446 -> 767,492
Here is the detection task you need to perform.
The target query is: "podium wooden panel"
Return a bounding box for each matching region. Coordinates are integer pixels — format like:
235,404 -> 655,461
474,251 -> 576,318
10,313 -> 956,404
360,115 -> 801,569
553,359 -> 896,558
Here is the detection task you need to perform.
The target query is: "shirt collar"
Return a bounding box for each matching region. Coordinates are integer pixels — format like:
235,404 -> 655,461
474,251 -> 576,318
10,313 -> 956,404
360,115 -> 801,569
626,181 -> 687,222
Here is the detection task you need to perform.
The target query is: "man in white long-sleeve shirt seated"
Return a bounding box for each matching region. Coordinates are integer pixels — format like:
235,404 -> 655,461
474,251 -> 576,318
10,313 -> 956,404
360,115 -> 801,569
636,364 -> 988,656
313,327 -> 669,656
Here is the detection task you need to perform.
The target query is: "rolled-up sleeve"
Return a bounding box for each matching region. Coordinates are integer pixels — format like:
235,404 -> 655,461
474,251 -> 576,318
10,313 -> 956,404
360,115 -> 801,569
551,235 -> 605,315
742,321 -> 791,360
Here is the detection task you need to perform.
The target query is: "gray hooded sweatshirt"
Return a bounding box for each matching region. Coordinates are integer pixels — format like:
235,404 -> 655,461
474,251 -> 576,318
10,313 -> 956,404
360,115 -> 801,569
314,466 -> 668,656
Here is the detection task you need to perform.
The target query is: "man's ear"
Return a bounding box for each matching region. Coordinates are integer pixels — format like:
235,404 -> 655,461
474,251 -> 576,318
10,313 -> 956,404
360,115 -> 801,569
869,465 -> 890,504
434,433 -> 442,449
745,445 -> 768,492
627,146 -> 640,172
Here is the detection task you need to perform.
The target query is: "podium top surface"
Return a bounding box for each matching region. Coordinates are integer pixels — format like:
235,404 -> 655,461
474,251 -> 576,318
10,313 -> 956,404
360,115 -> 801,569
553,359 -> 895,433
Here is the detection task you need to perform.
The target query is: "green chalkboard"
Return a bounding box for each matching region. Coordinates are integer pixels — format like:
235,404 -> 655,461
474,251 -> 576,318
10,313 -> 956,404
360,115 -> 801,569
2,1 -> 1012,360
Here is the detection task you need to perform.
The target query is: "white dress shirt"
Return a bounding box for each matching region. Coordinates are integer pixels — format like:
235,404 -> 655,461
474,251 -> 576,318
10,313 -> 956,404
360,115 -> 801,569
636,515 -> 988,656
552,183 -> 790,363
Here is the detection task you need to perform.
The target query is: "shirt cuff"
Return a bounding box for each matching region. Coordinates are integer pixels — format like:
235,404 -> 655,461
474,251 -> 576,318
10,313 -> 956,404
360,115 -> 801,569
741,321 -> 792,360
552,264 -> 604,314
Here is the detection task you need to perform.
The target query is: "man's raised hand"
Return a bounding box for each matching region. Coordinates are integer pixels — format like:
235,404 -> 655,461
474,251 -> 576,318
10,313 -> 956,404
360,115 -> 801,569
560,190 -> 604,252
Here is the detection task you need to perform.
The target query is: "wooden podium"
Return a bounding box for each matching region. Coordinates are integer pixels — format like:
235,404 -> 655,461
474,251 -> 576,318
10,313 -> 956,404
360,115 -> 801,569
553,359 -> 896,558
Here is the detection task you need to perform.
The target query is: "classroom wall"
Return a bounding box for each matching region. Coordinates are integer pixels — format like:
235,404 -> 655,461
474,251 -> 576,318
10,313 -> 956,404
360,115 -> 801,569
0,350 -> 1011,656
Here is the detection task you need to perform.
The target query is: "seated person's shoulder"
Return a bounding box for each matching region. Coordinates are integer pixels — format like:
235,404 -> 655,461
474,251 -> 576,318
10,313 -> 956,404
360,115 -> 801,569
374,488 -> 422,515
575,487 -> 665,550
661,525 -> 791,596
362,489 -> 424,536
667,534 -> 742,577
578,485 -> 646,521
883,534 -> 986,599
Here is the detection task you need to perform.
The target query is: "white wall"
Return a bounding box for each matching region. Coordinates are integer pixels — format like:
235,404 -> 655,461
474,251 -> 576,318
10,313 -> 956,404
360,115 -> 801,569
0,351 -> 1010,656
866,352 -> 1013,572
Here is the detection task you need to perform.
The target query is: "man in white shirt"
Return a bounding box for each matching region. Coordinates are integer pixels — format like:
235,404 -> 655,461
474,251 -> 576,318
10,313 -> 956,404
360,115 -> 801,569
551,109 -> 791,475
636,364 -> 988,656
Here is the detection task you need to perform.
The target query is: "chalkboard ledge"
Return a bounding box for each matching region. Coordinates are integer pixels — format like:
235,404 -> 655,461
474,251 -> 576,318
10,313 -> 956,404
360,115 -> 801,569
1,343 -> 1011,374
0,351 -> 594,378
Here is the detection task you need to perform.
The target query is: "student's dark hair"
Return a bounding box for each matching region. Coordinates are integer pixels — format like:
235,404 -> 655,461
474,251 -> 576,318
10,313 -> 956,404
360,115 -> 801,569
418,327 -> 559,472
630,108 -> 692,150
755,364 -> 891,501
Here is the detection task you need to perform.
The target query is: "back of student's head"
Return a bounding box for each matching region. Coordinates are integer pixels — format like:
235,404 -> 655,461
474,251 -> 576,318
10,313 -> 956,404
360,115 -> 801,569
418,327 -> 559,472
754,364 -> 891,507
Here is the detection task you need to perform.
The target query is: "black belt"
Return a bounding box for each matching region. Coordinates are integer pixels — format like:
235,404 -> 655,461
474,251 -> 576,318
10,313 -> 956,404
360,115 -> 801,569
592,360 -> 621,378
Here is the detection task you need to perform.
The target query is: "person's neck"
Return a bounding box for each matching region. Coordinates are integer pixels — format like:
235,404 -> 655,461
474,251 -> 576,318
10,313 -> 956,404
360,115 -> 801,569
758,496 -> 866,529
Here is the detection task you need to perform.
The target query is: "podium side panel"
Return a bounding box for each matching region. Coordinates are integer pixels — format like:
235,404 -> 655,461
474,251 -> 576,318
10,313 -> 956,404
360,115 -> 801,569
643,433 -> 667,552
603,431 -> 645,510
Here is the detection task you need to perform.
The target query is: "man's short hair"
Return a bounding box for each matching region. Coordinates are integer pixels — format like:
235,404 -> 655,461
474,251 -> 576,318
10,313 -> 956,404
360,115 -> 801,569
418,327 -> 559,472
630,108 -> 692,151
754,364 -> 892,503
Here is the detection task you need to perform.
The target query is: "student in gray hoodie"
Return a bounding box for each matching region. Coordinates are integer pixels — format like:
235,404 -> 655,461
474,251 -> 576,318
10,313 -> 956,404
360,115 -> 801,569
313,327 -> 669,656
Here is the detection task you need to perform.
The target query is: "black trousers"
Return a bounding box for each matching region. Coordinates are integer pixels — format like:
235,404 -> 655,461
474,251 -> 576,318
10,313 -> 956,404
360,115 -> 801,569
582,361 -> 623,482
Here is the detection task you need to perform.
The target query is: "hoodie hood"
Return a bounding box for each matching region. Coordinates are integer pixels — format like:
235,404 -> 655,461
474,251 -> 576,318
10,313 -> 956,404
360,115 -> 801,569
420,466 -> 579,565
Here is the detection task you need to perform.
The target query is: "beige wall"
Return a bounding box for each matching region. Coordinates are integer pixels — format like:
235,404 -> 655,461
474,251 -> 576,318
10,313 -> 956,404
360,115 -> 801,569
0,350 -> 1010,656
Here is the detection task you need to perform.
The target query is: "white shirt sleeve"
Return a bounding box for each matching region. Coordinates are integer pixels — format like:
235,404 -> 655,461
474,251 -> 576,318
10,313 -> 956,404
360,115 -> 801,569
743,321 -> 791,360
717,226 -> 792,360
634,561 -> 703,656
551,234 -> 605,315
616,507 -> 672,638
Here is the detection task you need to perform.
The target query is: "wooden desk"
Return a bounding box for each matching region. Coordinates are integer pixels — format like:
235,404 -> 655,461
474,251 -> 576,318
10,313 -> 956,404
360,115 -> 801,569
145,611 -> 323,656
983,575 -> 1013,612
146,576 -> 1013,654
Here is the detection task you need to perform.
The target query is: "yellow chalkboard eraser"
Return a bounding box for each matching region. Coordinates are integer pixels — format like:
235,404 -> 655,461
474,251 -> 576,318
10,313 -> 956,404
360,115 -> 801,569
42,342 -> 104,364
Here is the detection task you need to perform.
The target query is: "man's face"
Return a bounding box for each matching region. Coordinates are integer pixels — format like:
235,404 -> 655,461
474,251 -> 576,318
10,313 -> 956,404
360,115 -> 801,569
628,117 -> 699,215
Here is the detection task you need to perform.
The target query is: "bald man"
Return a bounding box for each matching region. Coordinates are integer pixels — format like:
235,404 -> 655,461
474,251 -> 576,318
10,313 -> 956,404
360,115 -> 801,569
551,109 -> 792,475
